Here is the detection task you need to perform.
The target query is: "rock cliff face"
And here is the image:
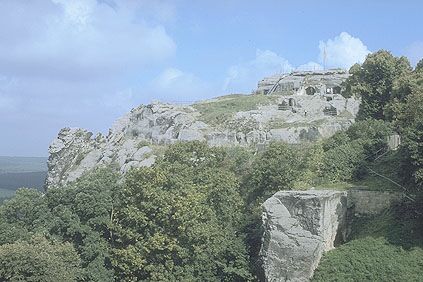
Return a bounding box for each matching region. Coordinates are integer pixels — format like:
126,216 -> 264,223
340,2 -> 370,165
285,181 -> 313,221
46,92 -> 359,187
259,189 -> 403,282
260,190 -> 348,282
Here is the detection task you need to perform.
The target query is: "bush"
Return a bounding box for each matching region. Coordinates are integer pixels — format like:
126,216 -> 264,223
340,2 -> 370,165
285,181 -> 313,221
321,140 -> 366,182
313,237 -> 423,282
346,119 -> 392,159
0,235 -> 81,282
319,120 -> 393,183
322,131 -> 350,151
246,142 -> 323,205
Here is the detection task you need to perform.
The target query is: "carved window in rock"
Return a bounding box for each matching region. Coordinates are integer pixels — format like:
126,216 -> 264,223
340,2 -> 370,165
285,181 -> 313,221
333,86 -> 341,94
305,86 -> 316,95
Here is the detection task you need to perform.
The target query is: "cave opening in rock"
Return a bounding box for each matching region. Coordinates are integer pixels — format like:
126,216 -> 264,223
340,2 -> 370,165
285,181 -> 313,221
306,86 -> 316,95
333,86 -> 341,94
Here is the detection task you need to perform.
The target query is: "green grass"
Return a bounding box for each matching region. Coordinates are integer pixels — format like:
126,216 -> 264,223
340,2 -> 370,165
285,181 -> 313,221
192,94 -> 279,126
313,237 -> 423,282
313,205 -> 423,281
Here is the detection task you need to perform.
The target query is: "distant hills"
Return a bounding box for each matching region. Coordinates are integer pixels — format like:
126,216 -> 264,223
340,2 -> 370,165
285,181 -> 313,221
0,156 -> 47,174
0,156 -> 47,201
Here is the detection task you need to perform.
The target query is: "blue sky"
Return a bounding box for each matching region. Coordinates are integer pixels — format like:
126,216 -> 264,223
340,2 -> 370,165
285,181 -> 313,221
0,0 -> 422,156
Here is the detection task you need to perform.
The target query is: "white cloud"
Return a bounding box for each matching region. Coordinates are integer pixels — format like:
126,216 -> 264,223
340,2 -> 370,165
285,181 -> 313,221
0,0 -> 176,79
0,1 -> 178,156
150,68 -> 212,101
296,61 -> 323,72
102,88 -> 135,112
318,32 -> 370,69
405,41 -> 423,66
224,49 -> 293,93
222,33 -> 371,94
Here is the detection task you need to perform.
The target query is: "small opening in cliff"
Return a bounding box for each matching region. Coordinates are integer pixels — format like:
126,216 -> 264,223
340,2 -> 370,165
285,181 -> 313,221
333,86 -> 341,94
306,86 -> 316,95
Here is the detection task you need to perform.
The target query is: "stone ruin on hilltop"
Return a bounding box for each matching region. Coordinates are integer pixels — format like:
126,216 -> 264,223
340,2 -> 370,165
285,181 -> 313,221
256,69 -> 350,118
256,69 -> 349,96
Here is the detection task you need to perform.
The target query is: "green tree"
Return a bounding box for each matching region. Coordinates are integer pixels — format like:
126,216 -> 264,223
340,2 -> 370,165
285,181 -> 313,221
111,142 -> 252,281
321,140 -> 366,182
246,142 -> 320,205
0,168 -> 120,281
0,235 -> 81,282
45,168 -> 119,281
394,90 -> 423,192
343,50 -> 412,120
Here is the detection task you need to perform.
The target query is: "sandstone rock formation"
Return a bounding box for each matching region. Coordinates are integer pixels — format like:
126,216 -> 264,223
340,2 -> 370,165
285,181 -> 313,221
259,189 -> 403,282
46,93 -> 359,187
257,69 -> 349,96
260,190 -> 347,282
46,69 -> 359,187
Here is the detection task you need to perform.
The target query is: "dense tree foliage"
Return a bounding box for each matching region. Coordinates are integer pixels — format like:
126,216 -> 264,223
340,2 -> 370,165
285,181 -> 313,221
246,142 -> 318,204
0,143 -> 254,281
0,170 -> 118,281
344,51 -> 423,193
343,50 -> 412,120
111,142 -> 251,281
320,120 -> 393,182
0,235 -> 81,282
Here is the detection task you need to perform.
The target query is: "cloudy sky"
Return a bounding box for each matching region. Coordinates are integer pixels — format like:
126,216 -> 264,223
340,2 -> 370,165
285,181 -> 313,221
0,0 -> 422,156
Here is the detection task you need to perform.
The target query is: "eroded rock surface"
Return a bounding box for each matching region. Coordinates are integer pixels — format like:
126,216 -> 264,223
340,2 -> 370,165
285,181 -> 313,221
259,189 -> 403,282
260,190 -> 348,282
47,92 -> 359,187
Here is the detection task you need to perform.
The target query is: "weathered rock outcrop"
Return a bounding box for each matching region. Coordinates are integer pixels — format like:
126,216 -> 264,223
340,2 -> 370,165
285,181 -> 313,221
45,69 -> 357,187
257,69 -> 349,95
260,190 -> 347,282
260,189 -> 403,282
47,91 -> 359,187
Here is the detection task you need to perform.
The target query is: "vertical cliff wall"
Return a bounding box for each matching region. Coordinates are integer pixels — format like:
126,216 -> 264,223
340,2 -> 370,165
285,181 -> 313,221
260,189 -> 402,282
260,191 -> 348,282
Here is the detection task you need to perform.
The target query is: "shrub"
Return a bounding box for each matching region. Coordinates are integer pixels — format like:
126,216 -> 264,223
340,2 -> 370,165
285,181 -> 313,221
0,235 -> 81,282
313,237 -> 423,282
320,140 -> 366,182
246,142 -> 322,205
346,119 -> 392,159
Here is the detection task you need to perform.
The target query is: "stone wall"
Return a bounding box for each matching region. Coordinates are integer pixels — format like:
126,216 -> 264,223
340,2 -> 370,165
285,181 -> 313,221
347,189 -> 403,216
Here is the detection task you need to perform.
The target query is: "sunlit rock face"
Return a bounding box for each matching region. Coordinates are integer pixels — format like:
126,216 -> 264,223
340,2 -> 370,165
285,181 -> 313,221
257,69 -> 350,96
46,70 -> 359,187
260,190 -> 348,282
259,189 -> 403,282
